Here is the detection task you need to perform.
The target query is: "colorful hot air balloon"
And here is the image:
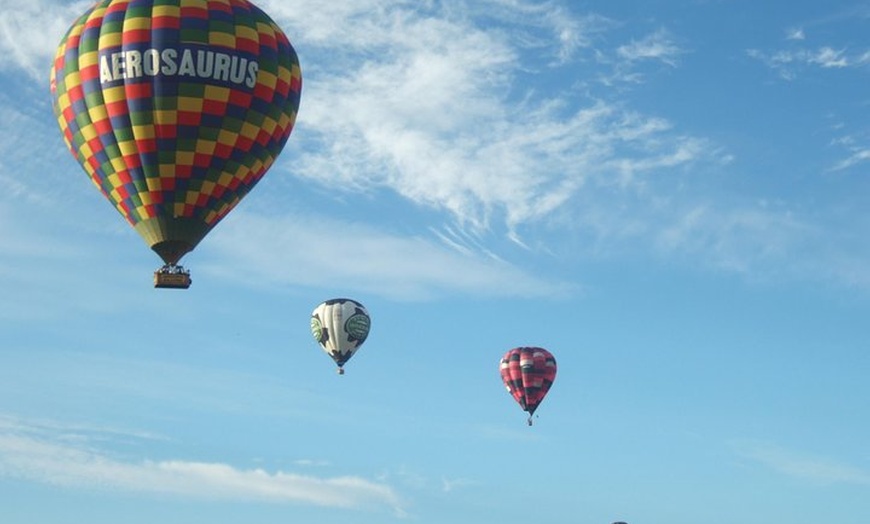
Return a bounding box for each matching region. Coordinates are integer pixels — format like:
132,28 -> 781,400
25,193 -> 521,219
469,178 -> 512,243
49,0 -> 302,288
499,346 -> 557,425
310,299 -> 371,374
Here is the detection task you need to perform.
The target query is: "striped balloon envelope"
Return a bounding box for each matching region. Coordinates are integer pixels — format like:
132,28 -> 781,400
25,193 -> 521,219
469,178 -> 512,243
499,346 -> 557,425
49,0 -> 302,281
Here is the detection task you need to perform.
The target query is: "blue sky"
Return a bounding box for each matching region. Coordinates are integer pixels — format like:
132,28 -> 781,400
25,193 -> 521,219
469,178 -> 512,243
2,0 -> 870,523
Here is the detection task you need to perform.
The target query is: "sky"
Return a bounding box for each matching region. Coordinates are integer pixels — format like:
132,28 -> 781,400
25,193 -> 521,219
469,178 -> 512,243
1,0 -> 870,523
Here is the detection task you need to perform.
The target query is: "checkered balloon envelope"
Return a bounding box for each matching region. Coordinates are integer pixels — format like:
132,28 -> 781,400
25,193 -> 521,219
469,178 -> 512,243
50,0 -> 302,283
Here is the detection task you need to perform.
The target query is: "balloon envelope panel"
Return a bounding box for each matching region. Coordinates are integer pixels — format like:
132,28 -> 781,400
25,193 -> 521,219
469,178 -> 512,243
499,346 -> 557,417
310,299 -> 371,369
50,0 -> 302,264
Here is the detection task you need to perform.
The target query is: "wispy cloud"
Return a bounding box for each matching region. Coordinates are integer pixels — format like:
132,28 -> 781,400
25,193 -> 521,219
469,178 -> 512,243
441,476 -> 478,493
0,417 -> 405,514
829,147 -> 870,171
257,1 -> 707,237
617,28 -> 684,67
202,211 -> 573,301
733,440 -> 870,485
786,27 -> 806,41
748,46 -> 865,80
0,0 -> 92,80
5,0 -> 866,296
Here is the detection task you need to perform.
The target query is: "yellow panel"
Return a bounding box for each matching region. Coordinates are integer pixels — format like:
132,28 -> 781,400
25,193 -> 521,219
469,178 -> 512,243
63,72 -> 81,90
118,140 -> 138,157
87,112 -> 111,134
181,0 -> 208,8
132,125 -> 155,140
152,5 -> 180,17
79,51 -> 99,68
257,71 -> 277,90
209,32 -> 235,48
146,178 -> 163,192
99,31 -> 123,48
195,140 -> 216,155
175,151 -> 195,165
256,22 -> 276,39
204,85 -> 230,102
235,25 -> 258,41
87,5 -> 108,19
155,110 -> 178,125
110,157 -> 128,173
185,191 -> 200,205
80,124 -> 99,142
239,122 -> 259,140
217,129 -> 238,146
102,86 -> 127,104
107,173 -> 121,188
260,117 -> 277,135
277,66 -> 294,84
56,94 -> 71,111
139,193 -> 153,205
177,96 -> 204,112
233,166 -> 250,181
79,143 -> 94,159
123,17 -> 152,31
200,180 -> 216,196
217,172 -> 234,188
159,165 -> 175,177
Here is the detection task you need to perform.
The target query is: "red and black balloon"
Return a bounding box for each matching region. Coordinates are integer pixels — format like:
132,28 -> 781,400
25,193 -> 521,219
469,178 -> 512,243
499,346 -> 557,425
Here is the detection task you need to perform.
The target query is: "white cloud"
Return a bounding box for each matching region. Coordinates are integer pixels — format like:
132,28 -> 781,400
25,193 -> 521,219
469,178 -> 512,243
617,28 -> 684,67
256,1 -> 708,238
734,440 -> 870,485
441,476 -> 477,492
201,211 -> 572,301
830,147 -> 870,171
0,418 -> 404,514
0,0 -> 92,80
786,27 -> 806,41
654,202 -> 814,273
748,45 -> 862,79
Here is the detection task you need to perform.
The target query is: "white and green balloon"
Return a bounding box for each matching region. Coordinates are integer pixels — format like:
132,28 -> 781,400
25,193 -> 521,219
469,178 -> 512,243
310,298 -> 371,374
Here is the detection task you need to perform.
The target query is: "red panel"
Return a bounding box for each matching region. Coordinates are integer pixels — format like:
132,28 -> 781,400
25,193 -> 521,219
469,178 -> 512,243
125,82 -> 152,99
202,99 -> 227,115
152,16 -> 180,30
121,28 -> 151,44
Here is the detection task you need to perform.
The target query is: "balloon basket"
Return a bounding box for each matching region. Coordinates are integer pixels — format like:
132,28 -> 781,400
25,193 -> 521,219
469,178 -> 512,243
154,264 -> 192,289
337,367 -> 345,375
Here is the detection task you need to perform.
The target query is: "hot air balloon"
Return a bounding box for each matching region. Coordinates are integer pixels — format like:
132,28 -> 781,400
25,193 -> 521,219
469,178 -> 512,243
499,346 -> 557,425
310,299 -> 371,374
49,0 -> 302,288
